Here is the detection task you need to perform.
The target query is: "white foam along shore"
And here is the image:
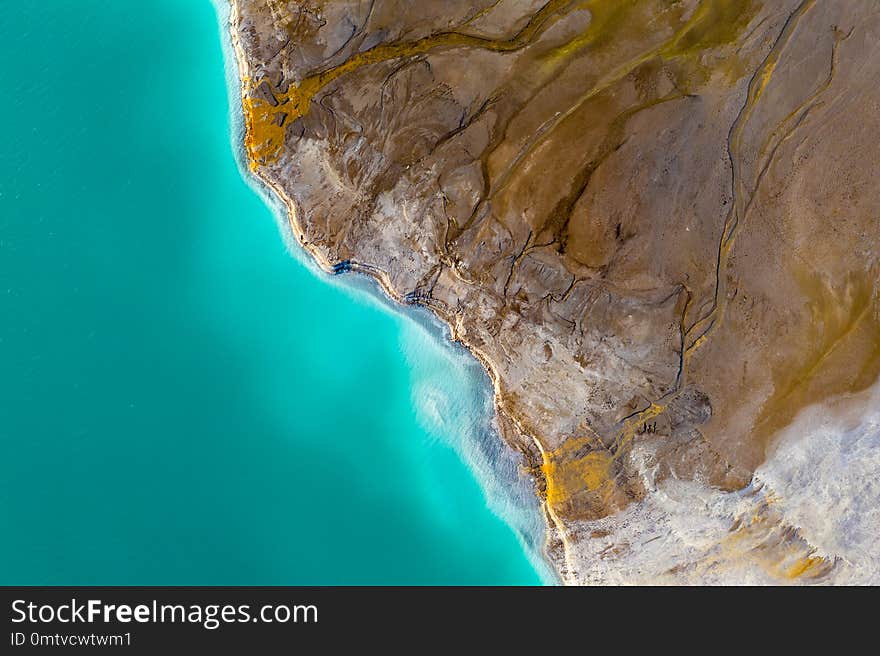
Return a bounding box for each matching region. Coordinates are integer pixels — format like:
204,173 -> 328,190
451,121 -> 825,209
211,0 -> 558,584
211,1 -> 880,586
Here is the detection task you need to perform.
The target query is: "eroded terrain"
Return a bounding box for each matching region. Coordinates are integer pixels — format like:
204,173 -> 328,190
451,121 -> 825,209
226,0 -> 880,583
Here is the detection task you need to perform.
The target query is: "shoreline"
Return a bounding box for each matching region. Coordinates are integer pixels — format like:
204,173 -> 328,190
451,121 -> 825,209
209,0 -> 880,586
213,0 -> 562,585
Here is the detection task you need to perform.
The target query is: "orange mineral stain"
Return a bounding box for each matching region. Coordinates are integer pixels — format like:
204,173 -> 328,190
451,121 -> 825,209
542,441 -> 615,511
242,94 -> 287,169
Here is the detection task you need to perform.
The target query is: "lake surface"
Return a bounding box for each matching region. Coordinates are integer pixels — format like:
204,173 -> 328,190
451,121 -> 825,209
0,0 -> 545,584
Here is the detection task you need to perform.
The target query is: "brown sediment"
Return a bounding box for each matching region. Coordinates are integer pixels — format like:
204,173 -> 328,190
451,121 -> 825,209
225,0 -> 570,579
225,0 -> 880,584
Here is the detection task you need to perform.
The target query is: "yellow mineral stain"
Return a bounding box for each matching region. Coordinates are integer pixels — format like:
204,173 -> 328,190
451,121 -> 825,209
241,94 -> 287,169
689,333 -> 708,352
753,267 -> 880,451
540,436 -> 617,514
784,555 -> 826,580
540,0 -> 758,82
541,0 -> 646,64
715,503 -> 834,583
678,0 -> 816,373
661,0 -> 757,59
611,401 -> 667,457
543,450 -> 614,507
242,0 -> 573,168
596,0 -> 788,468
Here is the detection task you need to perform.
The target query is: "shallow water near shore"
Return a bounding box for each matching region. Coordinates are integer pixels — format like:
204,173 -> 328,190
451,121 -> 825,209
0,0 -> 547,584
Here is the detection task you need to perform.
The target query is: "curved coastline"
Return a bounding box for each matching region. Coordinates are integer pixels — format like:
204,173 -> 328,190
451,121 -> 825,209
212,0 -> 558,584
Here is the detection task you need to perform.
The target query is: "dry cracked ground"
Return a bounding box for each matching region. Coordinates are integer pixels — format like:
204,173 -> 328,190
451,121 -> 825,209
227,0 -> 880,584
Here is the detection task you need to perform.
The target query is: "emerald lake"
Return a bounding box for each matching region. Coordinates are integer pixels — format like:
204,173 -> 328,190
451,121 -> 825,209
0,0 -> 547,585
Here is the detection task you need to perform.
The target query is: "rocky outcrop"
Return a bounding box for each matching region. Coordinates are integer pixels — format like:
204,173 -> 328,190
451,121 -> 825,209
225,0 -> 880,583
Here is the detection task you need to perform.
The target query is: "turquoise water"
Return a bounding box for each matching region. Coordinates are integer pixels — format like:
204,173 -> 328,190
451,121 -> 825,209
0,0 -> 544,584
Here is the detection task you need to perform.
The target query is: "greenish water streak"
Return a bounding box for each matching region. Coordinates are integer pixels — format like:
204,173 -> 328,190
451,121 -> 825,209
0,0 -> 542,584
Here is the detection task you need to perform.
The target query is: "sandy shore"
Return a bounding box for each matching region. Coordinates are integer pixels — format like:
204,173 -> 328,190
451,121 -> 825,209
217,0 -> 565,583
